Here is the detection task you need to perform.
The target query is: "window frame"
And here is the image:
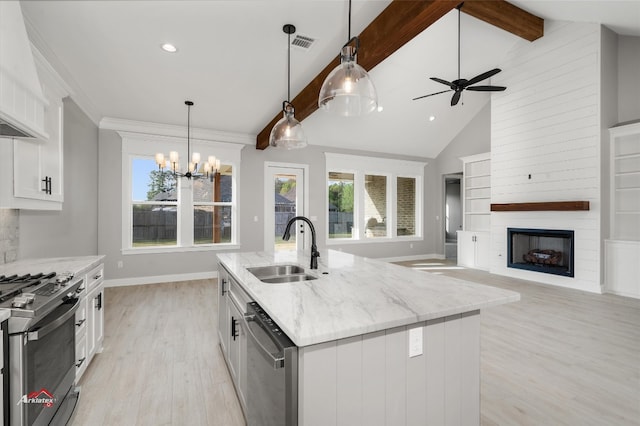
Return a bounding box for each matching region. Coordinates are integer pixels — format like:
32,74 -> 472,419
120,131 -> 242,254
325,153 -> 425,245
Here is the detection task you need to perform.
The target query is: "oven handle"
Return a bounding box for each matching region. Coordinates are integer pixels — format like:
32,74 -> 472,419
244,314 -> 285,369
27,298 -> 80,341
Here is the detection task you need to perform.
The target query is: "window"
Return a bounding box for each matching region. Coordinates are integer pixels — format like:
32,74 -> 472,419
364,174 -> 387,238
131,158 -> 178,247
193,166 -> 233,244
325,153 -> 424,243
121,132 -> 242,253
397,177 -> 416,236
328,172 -> 354,238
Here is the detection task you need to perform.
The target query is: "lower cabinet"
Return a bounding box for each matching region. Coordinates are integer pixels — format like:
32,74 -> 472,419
75,263 -> 105,381
87,285 -> 104,358
605,240 -> 640,298
457,230 -> 490,271
217,264 -> 249,413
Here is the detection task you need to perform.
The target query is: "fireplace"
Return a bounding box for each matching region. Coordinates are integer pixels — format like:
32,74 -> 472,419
507,228 -> 574,277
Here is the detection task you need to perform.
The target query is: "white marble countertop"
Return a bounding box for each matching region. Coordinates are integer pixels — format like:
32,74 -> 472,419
0,309 -> 10,322
0,255 -> 105,319
0,255 -> 105,280
217,250 -> 520,347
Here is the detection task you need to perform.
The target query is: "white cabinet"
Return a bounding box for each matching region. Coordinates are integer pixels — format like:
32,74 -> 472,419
458,153 -> 491,270
0,55 -> 65,210
1,320 -> 4,424
217,267 -> 230,355
75,263 -> 104,381
217,263 -> 250,413
74,286 -> 89,379
606,123 -> 640,298
457,230 -> 490,270
86,265 -> 104,359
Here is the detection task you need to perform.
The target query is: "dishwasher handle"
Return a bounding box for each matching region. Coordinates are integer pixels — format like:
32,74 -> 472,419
244,314 -> 285,369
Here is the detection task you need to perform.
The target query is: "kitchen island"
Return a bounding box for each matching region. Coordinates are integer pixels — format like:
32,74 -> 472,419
217,250 -> 519,426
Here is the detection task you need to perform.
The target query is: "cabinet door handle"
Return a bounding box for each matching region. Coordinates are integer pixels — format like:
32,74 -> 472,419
95,293 -> 102,310
76,357 -> 86,368
94,274 -> 102,280
41,177 -> 51,194
231,316 -> 239,341
221,278 -> 228,296
75,319 -> 86,327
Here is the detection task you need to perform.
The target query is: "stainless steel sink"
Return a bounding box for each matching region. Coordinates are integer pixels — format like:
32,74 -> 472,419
246,264 -> 317,284
260,274 -> 317,284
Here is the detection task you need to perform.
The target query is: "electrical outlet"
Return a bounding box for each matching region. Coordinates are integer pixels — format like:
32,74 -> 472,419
254,216 -> 258,222
409,327 -> 423,357
117,260 -> 124,269
410,243 -> 414,249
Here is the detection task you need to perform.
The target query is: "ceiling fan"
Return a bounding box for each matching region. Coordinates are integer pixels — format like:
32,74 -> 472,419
412,5 -> 506,106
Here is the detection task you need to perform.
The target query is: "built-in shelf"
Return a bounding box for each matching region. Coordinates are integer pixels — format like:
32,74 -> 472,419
461,153 -> 491,228
609,122 -> 640,241
490,201 -> 590,212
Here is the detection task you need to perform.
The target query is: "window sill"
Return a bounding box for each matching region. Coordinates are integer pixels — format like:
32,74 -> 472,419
326,236 -> 423,245
122,244 -> 240,255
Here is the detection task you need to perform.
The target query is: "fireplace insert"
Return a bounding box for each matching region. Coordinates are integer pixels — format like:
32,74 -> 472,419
507,228 -> 574,277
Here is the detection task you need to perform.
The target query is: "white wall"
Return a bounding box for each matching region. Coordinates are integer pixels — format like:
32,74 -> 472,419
98,127 -> 438,282
618,35 -> 640,124
489,21 -> 617,293
19,98 -> 99,259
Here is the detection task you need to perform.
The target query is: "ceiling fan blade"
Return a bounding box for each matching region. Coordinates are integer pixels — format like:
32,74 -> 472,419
430,77 -> 454,88
464,68 -> 502,87
451,91 -> 461,106
466,85 -> 507,92
412,90 -> 453,101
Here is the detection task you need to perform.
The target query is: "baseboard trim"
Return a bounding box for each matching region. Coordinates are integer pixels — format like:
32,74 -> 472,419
604,289 -> 640,299
377,253 -> 446,263
104,271 -> 218,288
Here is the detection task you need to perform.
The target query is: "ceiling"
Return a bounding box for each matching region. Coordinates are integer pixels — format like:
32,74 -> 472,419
21,1 -> 640,158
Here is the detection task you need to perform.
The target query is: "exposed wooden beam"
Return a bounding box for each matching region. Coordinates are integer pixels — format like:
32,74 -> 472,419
461,0 -> 544,42
491,201 -> 590,212
256,0 -> 543,150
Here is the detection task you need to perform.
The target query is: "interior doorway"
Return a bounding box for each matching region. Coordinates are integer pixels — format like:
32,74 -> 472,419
264,163 -> 308,252
443,174 -> 462,259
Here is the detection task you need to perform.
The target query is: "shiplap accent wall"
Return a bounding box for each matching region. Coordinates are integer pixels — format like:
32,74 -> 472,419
298,312 -> 480,426
490,21 -> 608,293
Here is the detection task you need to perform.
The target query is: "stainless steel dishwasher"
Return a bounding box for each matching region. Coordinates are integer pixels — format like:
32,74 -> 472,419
244,301 -> 298,426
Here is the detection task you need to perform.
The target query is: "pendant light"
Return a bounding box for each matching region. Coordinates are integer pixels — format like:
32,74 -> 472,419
155,101 -> 220,181
318,0 -> 378,116
270,24 -> 307,149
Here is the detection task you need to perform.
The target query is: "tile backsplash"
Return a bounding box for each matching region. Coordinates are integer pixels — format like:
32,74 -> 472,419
0,209 -> 19,264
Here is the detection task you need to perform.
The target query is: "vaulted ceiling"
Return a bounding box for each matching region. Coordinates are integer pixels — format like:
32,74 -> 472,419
21,1 -> 640,158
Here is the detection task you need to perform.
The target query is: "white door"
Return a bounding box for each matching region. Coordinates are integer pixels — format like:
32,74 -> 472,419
264,163 -> 308,252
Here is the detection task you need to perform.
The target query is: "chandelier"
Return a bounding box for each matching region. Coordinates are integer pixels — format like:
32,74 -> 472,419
155,100 -> 220,181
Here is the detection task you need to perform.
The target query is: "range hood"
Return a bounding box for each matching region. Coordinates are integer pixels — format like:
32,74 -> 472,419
0,1 -> 48,140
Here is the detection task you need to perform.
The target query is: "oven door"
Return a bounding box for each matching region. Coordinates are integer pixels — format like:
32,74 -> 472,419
10,297 -> 80,426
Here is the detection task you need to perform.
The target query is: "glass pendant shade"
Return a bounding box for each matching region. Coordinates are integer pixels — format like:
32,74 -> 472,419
270,104 -> 307,149
318,45 -> 378,117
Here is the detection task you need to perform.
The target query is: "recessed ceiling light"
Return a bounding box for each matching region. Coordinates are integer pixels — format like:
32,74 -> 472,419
429,115 -> 436,121
377,105 -> 384,112
161,43 -> 178,53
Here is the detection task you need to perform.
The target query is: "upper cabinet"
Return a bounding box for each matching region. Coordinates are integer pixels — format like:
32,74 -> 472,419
0,51 -> 66,210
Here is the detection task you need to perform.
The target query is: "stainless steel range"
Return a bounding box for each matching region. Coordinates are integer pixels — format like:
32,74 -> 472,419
0,272 -> 83,426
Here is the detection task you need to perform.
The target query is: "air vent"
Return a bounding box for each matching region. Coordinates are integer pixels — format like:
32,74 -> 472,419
291,34 -> 316,51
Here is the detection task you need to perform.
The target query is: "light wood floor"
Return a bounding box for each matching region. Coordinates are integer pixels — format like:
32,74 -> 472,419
72,280 -> 245,426
72,263 -> 640,426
